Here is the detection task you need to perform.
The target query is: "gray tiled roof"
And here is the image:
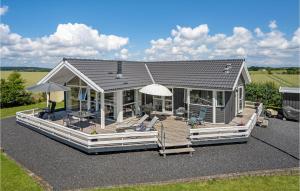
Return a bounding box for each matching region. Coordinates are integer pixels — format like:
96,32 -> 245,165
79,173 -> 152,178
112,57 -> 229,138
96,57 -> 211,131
65,58 -> 244,91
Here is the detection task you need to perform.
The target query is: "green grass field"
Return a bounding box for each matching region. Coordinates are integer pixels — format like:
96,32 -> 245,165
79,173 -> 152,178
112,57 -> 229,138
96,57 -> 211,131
249,71 -> 299,87
91,175 -> 300,191
0,71 -> 48,87
1,153 -> 43,191
0,101 -> 64,119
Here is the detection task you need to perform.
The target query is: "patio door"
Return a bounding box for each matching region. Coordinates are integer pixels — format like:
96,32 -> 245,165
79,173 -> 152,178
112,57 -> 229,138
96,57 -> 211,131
237,86 -> 244,113
152,88 -> 173,113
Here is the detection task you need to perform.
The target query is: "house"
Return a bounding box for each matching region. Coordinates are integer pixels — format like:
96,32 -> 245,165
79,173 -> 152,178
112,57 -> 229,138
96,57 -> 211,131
39,58 -> 251,127
17,58 -> 261,155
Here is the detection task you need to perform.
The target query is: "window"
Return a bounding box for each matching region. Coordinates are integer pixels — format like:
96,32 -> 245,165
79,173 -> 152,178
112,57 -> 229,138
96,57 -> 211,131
216,91 -> 224,107
78,88 -> 87,100
70,87 -> 80,110
123,90 -> 135,118
104,93 -> 115,120
123,90 -> 135,104
190,90 -> 212,105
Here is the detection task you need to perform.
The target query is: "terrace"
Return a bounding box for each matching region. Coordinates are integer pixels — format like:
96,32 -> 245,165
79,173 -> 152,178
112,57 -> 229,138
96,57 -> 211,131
16,102 -> 262,154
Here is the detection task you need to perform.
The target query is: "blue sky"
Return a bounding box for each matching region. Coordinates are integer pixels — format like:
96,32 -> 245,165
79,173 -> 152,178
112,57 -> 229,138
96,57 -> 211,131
0,0 -> 299,67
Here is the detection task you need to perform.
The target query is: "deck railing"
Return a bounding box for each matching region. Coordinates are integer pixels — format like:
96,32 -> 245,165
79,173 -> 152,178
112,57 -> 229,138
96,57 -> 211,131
189,103 -> 263,143
16,109 -> 158,152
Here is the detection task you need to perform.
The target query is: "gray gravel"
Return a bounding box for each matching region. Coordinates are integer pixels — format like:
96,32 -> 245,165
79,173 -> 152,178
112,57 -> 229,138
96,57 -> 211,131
1,117 -> 299,190
252,118 -> 299,159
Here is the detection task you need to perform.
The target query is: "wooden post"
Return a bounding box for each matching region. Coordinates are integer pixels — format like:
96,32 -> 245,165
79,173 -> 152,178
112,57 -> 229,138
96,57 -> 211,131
134,89 -> 140,116
212,90 -> 216,124
87,88 -> 91,111
162,96 -> 165,113
187,89 -> 190,119
116,90 -> 123,122
95,92 -> 99,111
100,92 -> 105,129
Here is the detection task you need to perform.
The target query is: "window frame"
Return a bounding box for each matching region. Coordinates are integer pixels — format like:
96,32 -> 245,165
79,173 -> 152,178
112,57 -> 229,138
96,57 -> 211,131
190,89 -> 213,106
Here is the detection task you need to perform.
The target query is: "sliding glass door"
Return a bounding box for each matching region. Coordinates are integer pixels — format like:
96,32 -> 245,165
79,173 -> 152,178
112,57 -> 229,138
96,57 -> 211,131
152,88 -> 173,113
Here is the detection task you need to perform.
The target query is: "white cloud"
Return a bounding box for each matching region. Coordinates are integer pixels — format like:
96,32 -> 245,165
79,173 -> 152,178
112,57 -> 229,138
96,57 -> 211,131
172,24 -> 209,40
291,28 -> 300,46
145,21 -> 299,66
1,19 -> 298,67
269,20 -> 277,30
254,28 -> 264,37
0,23 -> 129,67
0,6 -> 8,16
115,48 -> 129,60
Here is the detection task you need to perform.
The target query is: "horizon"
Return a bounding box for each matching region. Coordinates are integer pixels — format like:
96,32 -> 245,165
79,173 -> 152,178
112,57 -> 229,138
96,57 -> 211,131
0,0 -> 299,68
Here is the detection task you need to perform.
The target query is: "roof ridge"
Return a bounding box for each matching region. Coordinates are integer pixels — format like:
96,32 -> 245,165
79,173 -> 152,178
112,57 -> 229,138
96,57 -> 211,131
63,57 -> 245,63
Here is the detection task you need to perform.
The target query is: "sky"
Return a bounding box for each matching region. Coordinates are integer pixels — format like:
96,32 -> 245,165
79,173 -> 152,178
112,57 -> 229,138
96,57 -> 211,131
0,0 -> 299,68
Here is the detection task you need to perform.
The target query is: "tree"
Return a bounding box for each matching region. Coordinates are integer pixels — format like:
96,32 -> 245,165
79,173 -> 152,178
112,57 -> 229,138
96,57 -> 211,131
245,82 -> 281,109
0,72 -> 34,108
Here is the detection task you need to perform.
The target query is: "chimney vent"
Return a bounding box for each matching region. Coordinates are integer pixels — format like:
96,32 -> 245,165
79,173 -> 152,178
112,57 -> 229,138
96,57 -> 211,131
224,63 -> 232,73
116,61 -> 122,79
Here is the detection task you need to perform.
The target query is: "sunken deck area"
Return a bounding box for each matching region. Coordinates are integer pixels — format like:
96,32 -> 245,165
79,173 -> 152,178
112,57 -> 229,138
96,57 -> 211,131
16,103 -> 262,154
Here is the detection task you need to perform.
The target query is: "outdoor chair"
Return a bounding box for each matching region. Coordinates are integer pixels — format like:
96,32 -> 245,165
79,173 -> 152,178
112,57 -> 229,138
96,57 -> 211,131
63,114 -> 79,129
116,114 -> 149,130
188,106 -> 207,125
136,116 -> 159,131
175,107 -> 186,118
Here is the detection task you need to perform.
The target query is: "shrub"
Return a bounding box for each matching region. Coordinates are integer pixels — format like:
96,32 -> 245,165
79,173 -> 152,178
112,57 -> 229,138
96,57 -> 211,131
0,72 -> 34,108
246,82 -> 281,109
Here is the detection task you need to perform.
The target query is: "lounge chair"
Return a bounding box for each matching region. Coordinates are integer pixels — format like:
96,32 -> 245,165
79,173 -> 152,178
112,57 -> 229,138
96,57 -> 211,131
136,116 -> 159,131
116,114 -> 149,129
188,106 -> 207,125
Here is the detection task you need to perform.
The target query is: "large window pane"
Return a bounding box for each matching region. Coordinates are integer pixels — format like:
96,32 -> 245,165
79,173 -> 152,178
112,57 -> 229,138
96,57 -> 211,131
78,88 -> 87,100
123,90 -> 135,104
190,90 -> 212,105
216,91 -> 224,107
104,93 -> 115,120
70,87 -> 80,110
90,89 -> 96,111
165,88 -> 172,112
123,90 -> 135,118
67,76 -> 79,86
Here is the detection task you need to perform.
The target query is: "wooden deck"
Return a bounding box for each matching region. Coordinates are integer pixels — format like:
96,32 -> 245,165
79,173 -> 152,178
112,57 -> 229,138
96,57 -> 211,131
17,104 -> 260,154
51,105 -> 257,144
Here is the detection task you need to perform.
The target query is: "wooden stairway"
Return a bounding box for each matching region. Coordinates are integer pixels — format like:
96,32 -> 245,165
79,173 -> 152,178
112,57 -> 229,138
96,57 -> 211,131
157,118 -> 195,158
159,140 -> 195,158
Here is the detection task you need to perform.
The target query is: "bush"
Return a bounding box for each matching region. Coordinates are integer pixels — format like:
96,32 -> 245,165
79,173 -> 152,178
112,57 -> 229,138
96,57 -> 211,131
0,72 -> 34,108
246,82 -> 281,109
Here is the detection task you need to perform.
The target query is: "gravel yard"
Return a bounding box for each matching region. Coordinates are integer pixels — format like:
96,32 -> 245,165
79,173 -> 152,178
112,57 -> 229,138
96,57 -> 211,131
1,117 -> 299,190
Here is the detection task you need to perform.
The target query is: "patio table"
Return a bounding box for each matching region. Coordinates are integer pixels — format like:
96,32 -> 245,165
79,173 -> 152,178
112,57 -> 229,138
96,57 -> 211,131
69,111 -> 95,131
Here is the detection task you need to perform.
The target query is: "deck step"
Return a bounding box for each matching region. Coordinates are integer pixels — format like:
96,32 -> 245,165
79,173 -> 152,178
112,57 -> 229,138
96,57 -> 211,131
158,141 -> 192,148
159,147 -> 195,157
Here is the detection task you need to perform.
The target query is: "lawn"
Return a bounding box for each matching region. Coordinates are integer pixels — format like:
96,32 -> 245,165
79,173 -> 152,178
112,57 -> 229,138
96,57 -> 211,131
0,101 -> 64,119
1,153 -> 43,191
0,71 -> 48,87
91,175 -> 300,191
249,71 -> 299,87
